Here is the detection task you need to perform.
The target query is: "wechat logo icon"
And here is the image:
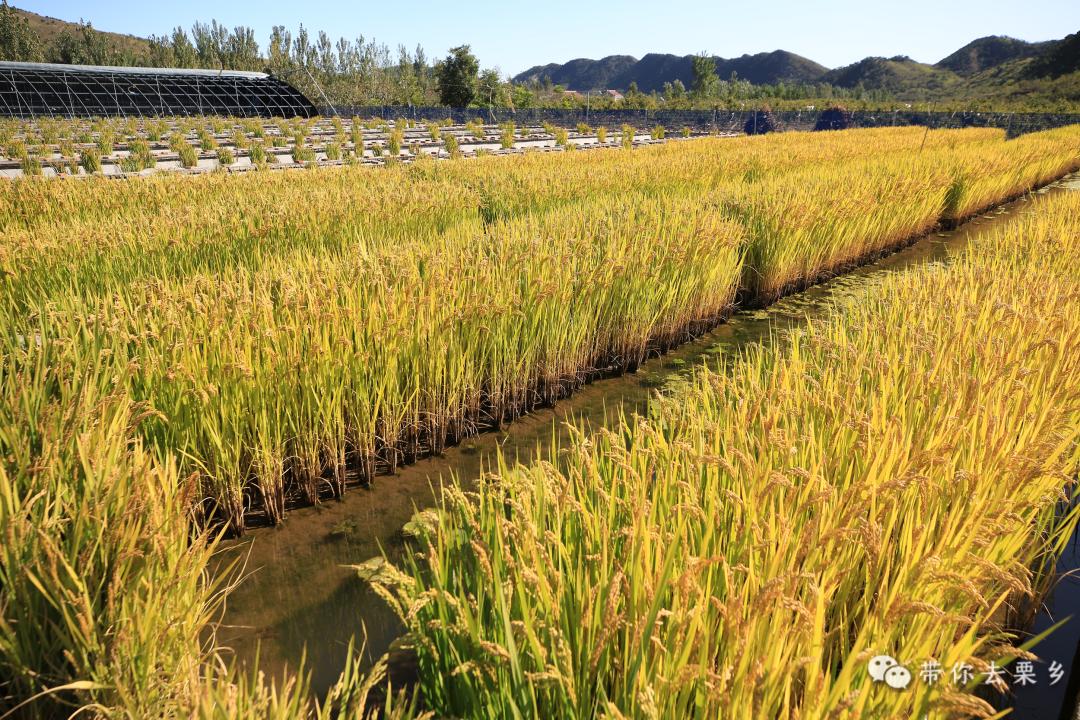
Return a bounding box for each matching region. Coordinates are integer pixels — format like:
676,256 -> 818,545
869,655 -> 911,690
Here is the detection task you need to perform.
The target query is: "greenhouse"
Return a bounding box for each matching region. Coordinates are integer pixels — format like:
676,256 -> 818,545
0,61 -> 317,118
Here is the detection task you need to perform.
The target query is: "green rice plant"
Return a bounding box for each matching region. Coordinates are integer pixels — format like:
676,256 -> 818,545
351,121 -> 364,151
652,124 -> 666,139
271,136 -> 288,148
146,119 -> 167,142
39,120 -> 59,145
370,142 -> 384,157
247,141 -> 267,167
408,141 -> 421,157
167,132 -> 187,153
499,121 -> 515,149
217,146 -> 235,166
244,118 -> 264,138
324,142 -> 342,161
596,125 -> 607,143
553,127 -> 569,146
292,145 -> 316,164
79,147 -> 101,174
576,122 -> 591,134
128,139 -> 156,170
231,129 -> 249,151
387,128 -> 404,158
177,142 -> 198,169
119,154 -> 141,173
96,129 -> 115,156
466,118 -> 486,140
372,188 -> 1080,720
20,153 -> 42,176
198,129 -> 217,152
443,131 -> 460,158
681,125 -> 692,137
428,122 -> 442,141
55,137 -> 74,159
5,140 -> 25,159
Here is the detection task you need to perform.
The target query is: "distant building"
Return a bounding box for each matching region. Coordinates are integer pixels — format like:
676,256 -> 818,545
605,89 -> 624,102
562,89 -> 584,99
0,61 -> 316,118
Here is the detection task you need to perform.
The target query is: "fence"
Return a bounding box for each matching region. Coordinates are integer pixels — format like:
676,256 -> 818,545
323,105 -> 1080,138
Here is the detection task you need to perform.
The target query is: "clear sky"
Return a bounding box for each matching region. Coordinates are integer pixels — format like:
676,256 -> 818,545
16,0 -> 1080,76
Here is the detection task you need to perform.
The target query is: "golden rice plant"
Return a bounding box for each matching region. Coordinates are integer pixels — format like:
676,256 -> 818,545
372,189 -> 1080,720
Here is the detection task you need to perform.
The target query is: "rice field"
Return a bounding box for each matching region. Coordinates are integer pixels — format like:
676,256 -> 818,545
0,115 -> 665,178
369,187 -> 1080,720
2,124 -> 1079,717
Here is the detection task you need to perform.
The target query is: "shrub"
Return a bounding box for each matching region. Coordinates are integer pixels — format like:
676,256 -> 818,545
815,106 -> 853,131
744,107 -> 779,135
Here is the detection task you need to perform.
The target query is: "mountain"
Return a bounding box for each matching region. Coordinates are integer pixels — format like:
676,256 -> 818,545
936,36 -> 1052,76
821,56 -> 959,96
1027,31 -> 1080,78
515,55 -> 637,91
512,33 -> 1079,107
514,50 -> 828,92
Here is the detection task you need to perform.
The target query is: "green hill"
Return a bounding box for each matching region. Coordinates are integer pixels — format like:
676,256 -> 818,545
11,5 -> 151,64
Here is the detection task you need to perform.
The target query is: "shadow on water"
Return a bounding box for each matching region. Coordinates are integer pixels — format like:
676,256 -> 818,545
213,176 -> 1079,703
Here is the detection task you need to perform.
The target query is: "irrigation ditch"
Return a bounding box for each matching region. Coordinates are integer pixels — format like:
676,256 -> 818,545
213,172 -> 1080,716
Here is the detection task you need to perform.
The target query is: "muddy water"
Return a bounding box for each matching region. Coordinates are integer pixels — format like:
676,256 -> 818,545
214,177 -> 1078,701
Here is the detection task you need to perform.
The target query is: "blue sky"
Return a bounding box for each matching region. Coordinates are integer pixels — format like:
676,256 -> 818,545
17,0 -> 1080,76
